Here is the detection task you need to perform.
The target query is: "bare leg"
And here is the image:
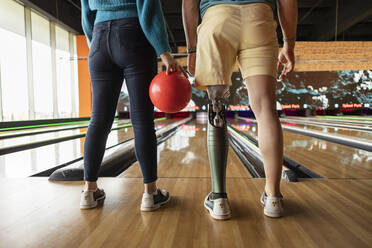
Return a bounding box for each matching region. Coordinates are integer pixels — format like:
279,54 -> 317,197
245,75 -> 283,197
84,181 -> 97,191
144,182 -> 157,193
84,181 -> 156,193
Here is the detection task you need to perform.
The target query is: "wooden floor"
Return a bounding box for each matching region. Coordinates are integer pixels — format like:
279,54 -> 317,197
2,119 -> 372,247
0,177 -> 371,248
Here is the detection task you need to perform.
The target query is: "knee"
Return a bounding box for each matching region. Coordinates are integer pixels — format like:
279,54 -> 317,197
89,114 -> 114,133
131,114 -> 154,131
249,96 -> 277,120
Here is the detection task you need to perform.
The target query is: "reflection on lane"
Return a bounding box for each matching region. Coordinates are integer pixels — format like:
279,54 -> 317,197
228,118 -> 372,178
286,116 -> 372,127
166,124 -> 198,151
0,119 -> 126,138
121,119 -> 249,178
281,122 -> 372,142
0,120 -> 132,149
0,119 -> 173,178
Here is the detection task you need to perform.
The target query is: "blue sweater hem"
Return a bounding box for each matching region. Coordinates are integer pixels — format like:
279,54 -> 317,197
95,9 -> 138,24
81,0 -> 171,56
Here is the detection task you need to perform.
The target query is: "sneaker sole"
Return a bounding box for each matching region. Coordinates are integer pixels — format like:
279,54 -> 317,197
264,210 -> 282,218
204,202 -> 231,220
80,195 -> 106,210
140,195 -> 171,212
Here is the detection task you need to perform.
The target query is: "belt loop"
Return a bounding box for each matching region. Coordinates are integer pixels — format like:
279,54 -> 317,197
108,20 -> 112,31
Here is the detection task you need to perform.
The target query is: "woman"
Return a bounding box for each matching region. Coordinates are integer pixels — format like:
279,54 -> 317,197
79,0 -> 181,211
182,0 -> 297,219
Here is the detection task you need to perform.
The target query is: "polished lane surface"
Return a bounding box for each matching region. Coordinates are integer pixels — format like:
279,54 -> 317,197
229,119 -> 372,178
0,119 -> 132,148
280,122 -> 372,143
0,119 -> 174,178
286,116 -> 372,127
0,119 -> 125,138
120,119 -> 251,179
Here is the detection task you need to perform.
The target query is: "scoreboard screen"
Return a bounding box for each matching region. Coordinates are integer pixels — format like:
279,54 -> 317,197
117,70 -> 371,113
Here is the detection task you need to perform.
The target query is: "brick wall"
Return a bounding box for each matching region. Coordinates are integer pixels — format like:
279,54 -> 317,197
158,42 -> 372,73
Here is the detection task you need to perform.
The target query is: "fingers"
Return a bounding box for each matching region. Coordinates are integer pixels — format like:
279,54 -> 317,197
277,60 -> 281,73
277,61 -> 284,79
166,63 -> 185,75
280,61 -> 294,78
179,66 -> 188,78
278,51 -> 295,79
166,63 -> 176,75
166,65 -> 170,75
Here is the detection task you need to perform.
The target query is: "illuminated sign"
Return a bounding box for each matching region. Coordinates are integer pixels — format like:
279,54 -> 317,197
229,105 -> 250,110
342,103 -> 363,108
281,104 -> 300,109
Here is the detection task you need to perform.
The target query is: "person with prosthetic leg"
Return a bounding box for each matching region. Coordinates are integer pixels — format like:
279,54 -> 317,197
183,0 -> 297,219
204,85 -> 231,220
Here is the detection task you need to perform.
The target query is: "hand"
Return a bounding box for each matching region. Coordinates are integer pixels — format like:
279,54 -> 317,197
277,42 -> 295,79
187,52 -> 196,76
160,51 -> 183,75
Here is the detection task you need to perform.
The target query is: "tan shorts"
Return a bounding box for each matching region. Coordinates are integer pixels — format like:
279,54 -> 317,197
195,3 -> 279,91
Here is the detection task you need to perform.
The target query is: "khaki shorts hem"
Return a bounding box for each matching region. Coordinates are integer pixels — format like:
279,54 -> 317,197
194,81 -> 232,91
241,69 -> 278,81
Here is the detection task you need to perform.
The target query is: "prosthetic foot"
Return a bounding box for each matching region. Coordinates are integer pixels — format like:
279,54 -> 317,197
204,85 -> 231,220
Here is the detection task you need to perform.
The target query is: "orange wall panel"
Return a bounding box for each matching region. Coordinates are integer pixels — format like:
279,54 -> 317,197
76,35 -> 92,118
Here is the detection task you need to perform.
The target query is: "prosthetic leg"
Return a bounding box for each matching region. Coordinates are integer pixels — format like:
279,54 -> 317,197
204,85 -> 231,220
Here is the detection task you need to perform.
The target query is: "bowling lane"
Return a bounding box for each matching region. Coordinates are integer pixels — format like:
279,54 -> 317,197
0,119 -> 133,148
229,119 -> 372,179
120,119 -> 251,179
285,116 -> 372,127
0,118 -> 175,178
0,119 -> 126,138
280,122 -> 372,143
316,115 -> 372,122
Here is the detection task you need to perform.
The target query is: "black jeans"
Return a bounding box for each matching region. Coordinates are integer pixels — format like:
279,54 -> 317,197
84,18 -> 158,183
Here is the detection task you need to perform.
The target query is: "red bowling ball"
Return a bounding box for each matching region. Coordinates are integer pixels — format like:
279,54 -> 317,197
149,71 -> 192,113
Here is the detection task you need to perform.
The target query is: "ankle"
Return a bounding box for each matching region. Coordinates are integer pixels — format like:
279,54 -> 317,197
211,192 -> 227,199
265,186 -> 281,197
144,182 -> 157,194
84,181 -> 97,191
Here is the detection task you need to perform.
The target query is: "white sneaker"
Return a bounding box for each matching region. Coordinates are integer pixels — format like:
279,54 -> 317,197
260,192 -> 283,218
140,189 -> 170,211
204,192 -> 231,220
80,188 -> 106,209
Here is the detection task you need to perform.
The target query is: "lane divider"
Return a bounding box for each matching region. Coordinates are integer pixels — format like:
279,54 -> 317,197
228,126 -> 264,178
238,116 -> 372,152
0,120 -> 131,140
0,117 -> 120,132
228,123 -> 321,180
280,117 -> 372,132
316,115 -> 372,121
47,117 -> 192,180
0,118 -> 166,156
